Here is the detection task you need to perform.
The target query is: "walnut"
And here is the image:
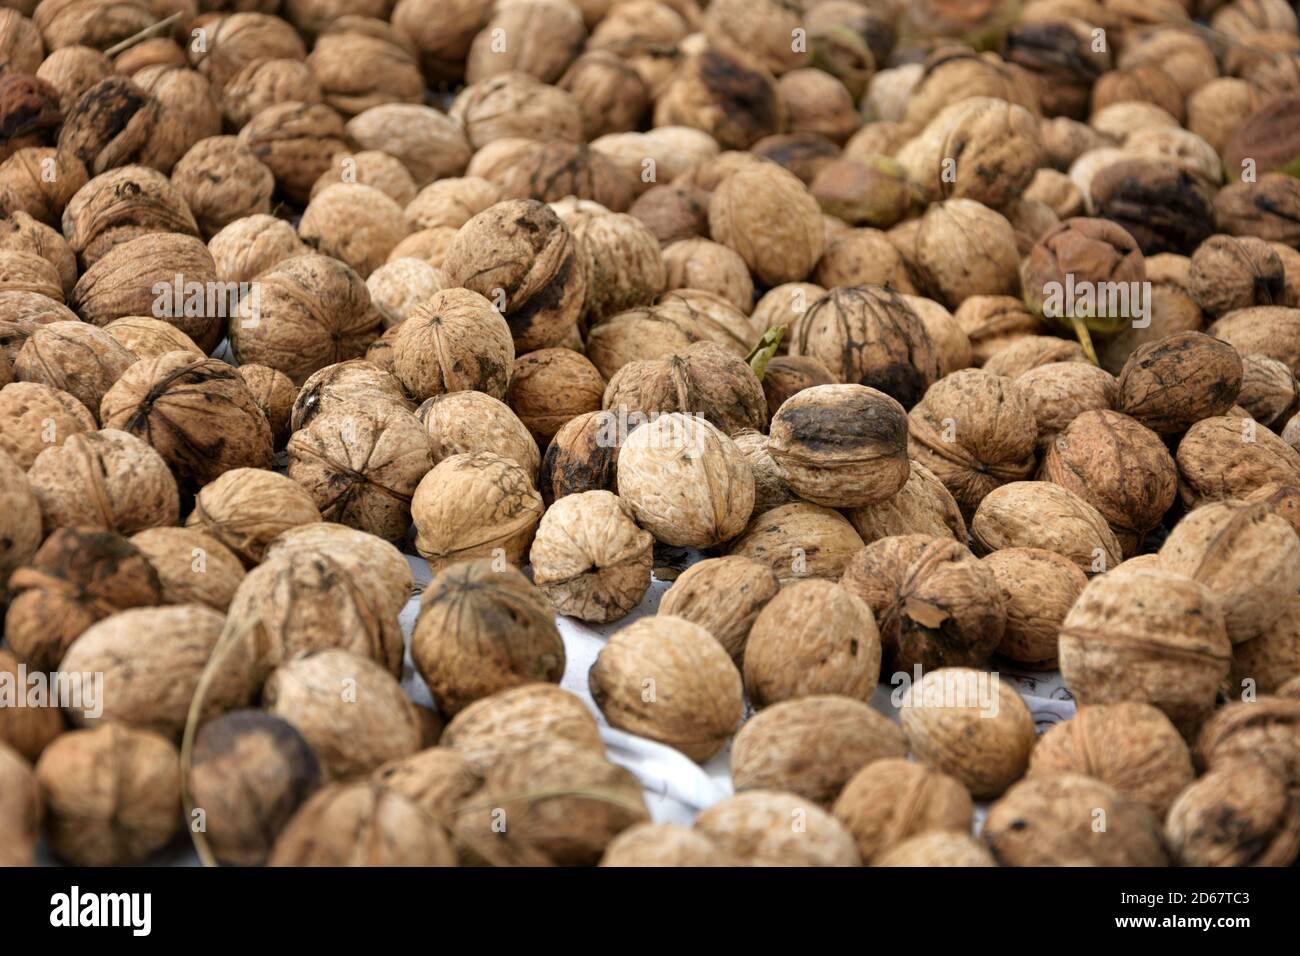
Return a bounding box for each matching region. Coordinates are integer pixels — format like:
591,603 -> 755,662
1060,565 -> 1231,736
465,0 -> 585,83
1042,409 -> 1178,555
656,555 -> 778,666
170,135 -> 273,239
907,368 -> 1038,518
1188,234 -> 1286,319
701,162 -> 823,287
190,12 -> 306,92
387,287 -> 513,402
985,773 -> 1169,866
70,232 -> 223,351
505,347 -> 604,446
1214,174 -> 1300,246
5,526 -> 162,672
264,522 -> 412,623
971,480 -> 1124,575
60,164 -> 193,267
953,295 -> 1044,365
187,711 -> 321,866
288,359 -> 412,432
236,363 -> 296,448
600,824 -> 727,867
451,71 -> 583,149
744,579 -> 882,708
56,75 -> 187,175
616,412 -> 753,548
628,183 -> 709,245
219,57 -> 321,128
557,51 -> 649,140
0,248 -> 62,299
441,682 -> 602,774
440,199 -> 586,353
0,450 -> 39,594
269,781 -> 455,866
1177,414 -> 1300,506
536,408 -> 619,505
27,427 -> 178,535
564,209 -> 666,322
589,614 -> 743,761
0,10 -> 43,77
694,790 -> 860,867
131,62 -> 221,156
1209,306 -> 1300,380
403,176 -> 500,233
103,316 -> 202,361
0,210 -> 74,295
603,341 -> 767,438
1159,500 -> 1300,645
411,451 -> 544,572
915,198 -> 1020,309
829,755 -> 973,863
1016,361 -> 1118,451
305,20 -> 422,118
0,380 -> 95,467
465,137 -> 635,212
100,351 -> 273,489
35,725 -> 179,866
286,403 -> 433,542
0,146 -> 86,227
529,490 -> 652,623
1187,77 -> 1263,154
309,150 -> 417,209
727,500 -> 863,584
840,534 -> 1006,674
129,526 -> 243,613
766,383 -> 909,508
1088,158 -> 1215,255
1114,331 -> 1246,437
415,390 -> 539,481
237,100 -> 347,204
654,49 -> 785,150
1165,762 -> 1300,866
183,467 -> 320,568
13,319 -> 135,421
983,546 -> 1088,670
222,548 -> 404,678
35,45 -> 112,113
230,253 -> 382,385
298,182 -> 407,279
207,213 -> 305,284
760,354 -> 836,417
659,237 -> 752,312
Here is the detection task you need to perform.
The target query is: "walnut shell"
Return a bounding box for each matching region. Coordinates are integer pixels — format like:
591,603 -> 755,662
263,523 -> 411,623
60,164 -> 196,268
103,316 -> 202,361
411,451 -> 544,573
585,289 -> 757,379
653,49 -> 785,151
372,747 -> 480,827
264,648 -> 419,780
404,176 -> 501,232
56,75 -> 186,175
70,232 -> 222,352
0,248 -> 62,300
229,253 -> 382,385
236,100 -> 347,204
390,287 -> 513,401
344,103 -> 470,188
285,403 -> 433,542
1176,414 -> 1300,506
0,146 -> 87,226
217,56 -> 321,128
985,772 -> 1169,866
365,257 -> 441,329
538,408 -> 620,505
1059,565 -> 1231,736
13,319 -> 134,420
1198,697 -> 1300,787
915,198 -> 1020,309
744,579 -> 881,709
735,697 -> 907,808
566,209 -> 666,321
207,213 -> 305,285
908,368 -> 1038,518
727,501 -> 864,584
831,757 -> 973,862
184,467 -> 320,567
603,341 -> 767,439
1089,158 -> 1215,255
129,526 -> 244,612
843,460 -> 966,545
694,790 -> 860,867
1029,703 -> 1192,818
62,603 -> 254,739
310,149 -> 418,208
1230,593 -> 1300,695
971,481 -> 1124,575
1208,306 -> 1300,380
840,534 -> 1005,674
657,555 -> 778,665
1158,500 -> 1300,645
441,199 -> 586,353
628,182 -> 709,245
0,449 -> 38,589
1041,409 -> 1178,555
0,210 -> 75,296
1165,762 -> 1300,867
27,427 -> 178,534
529,490 -> 652,624
464,0 -> 585,83
170,135 -> 273,239
187,710 -> 321,866
99,351 -> 273,489
452,71 -> 583,148
441,683 -> 603,774
589,614 -> 743,762
288,358 -> 412,433
766,383 -> 909,508
558,50 -> 648,140
222,548 -> 403,678
297,182 -> 407,279
616,412 -> 753,548
0,647 -> 60,763
0,380 -> 95,468
505,347 -> 604,446
411,560 -> 563,716
1116,332 -> 1244,434
873,831 -> 996,867
760,355 -> 837,418
466,138 -> 634,212
1016,360 -> 1118,450
706,162 -> 824,286
34,724 -> 179,866
0,741 -> 38,865
235,363 -> 295,448
600,823 -> 726,867
305,22 -> 423,117
268,780 -> 455,866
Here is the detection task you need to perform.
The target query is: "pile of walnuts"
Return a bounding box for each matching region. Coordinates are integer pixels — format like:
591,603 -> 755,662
2,0 -> 1300,869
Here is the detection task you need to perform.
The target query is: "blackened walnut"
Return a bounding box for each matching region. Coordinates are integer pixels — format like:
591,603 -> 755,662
1189,235 -> 1286,316
1214,174 -> 1300,246
538,408 -> 620,506
56,75 -> 187,174
653,49 -> 786,151
1089,158 -> 1215,255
